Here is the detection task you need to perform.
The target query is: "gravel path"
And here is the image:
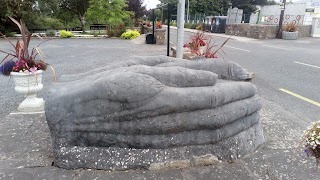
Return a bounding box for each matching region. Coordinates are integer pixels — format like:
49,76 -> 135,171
0,37 -> 167,116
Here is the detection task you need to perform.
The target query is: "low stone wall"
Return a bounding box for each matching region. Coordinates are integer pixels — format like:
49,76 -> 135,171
298,25 -> 312,37
226,23 -> 311,39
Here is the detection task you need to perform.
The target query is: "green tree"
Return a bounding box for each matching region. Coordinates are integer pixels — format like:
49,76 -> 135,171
126,0 -> 147,20
59,0 -> 90,32
0,0 -> 38,31
36,0 -> 60,16
86,0 -> 131,25
158,0 -> 274,21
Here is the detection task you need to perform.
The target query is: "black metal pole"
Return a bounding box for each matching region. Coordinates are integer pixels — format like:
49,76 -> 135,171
152,9 -> 155,44
167,4 -> 171,56
277,0 -> 286,39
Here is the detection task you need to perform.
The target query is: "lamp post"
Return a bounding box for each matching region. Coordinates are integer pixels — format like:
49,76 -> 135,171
176,0 -> 185,59
277,0 -> 286,39
187,0 -> 189,23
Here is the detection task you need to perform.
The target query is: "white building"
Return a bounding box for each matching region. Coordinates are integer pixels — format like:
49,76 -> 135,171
250,0 -> 320,25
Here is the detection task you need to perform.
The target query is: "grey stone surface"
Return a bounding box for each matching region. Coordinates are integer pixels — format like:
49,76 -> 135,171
2,38 -> 319,179
2,99 -> 320,179
282,31 -> 299,40
58,56 -> 252,82
0,38 -> 168,117
45,56 -> 264,170
0,113 -> 52,170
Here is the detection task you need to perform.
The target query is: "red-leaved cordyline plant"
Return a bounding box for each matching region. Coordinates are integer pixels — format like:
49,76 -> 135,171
184,31 -> 231,58
184,31 -> 207,54
155,21 -> 162,29
202,36 -> 231,58
0,17 -> 56,80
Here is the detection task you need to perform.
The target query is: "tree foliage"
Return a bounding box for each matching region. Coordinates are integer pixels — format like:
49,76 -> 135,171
0,0 -> 37,31
158,0 -> 275,19
59,0 -> 90,31
86,0 -> 131,25
125,0 -> 147,19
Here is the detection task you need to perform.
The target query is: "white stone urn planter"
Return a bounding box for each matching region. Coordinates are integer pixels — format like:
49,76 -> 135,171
10,70 -> 44,112
282,31 -> 299,40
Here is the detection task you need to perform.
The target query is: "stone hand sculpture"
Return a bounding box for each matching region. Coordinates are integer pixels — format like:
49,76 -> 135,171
45,56 -> 264,170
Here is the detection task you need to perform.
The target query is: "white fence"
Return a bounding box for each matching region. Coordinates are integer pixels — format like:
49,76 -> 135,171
250,3 -> 307,25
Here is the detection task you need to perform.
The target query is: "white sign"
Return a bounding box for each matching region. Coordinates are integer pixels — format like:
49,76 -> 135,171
311,17 -> 320,37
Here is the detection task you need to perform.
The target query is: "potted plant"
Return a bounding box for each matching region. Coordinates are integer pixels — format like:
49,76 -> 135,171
155,21 -> 163,29
0,17 -> 55,112
302,121 -> 320,165
182,32 -> 230,60
282,22 -> 298,40
183,31 -> 207,55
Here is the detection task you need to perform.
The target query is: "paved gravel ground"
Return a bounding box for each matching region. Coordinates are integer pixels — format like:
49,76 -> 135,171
0,37 -> 167,116
1,36 -> 320,179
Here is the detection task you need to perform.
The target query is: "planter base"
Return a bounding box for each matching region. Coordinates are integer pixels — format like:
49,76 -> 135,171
18,94 -> 44,112
282,31 -> 299,40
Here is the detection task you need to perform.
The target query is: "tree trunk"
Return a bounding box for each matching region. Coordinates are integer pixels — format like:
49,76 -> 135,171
80,15 -> 86,33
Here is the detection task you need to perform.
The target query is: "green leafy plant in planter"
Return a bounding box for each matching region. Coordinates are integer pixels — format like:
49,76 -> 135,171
282,22 -> 299,40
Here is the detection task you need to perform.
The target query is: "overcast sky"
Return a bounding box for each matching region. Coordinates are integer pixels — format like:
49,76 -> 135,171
143,0 -> 160,10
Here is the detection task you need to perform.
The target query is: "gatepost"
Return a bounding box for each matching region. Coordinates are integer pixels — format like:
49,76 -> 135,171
311,17 -> 320,37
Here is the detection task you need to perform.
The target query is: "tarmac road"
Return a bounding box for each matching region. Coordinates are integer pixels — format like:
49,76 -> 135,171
169,28 -> 320,122
0,38 -> 167,116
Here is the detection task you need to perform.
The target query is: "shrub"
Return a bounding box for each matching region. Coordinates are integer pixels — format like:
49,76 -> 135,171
196,24 -> 203,30
107,30 -> 114,37
170,21 -> 176,26
60,30 -> 74,38
120,30 -> 140,40
4,32 -> 17,37
283,22 -> 297,32
155,21 -> 162,29
37,17 -> 64,29
184,23 -> 192,29
302,121 -> 320,164
46,30 -> 56,37
184,23 -> 198,29
111,23 -> 126,37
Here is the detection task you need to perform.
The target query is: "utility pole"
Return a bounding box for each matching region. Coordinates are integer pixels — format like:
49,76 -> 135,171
176,0 -> 185,59
277,0 -> 286,39
167,4 -> 171,56
187,0 -> 189,23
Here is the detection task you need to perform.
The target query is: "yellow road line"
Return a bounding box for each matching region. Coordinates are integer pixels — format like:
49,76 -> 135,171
279,88 -> 320,107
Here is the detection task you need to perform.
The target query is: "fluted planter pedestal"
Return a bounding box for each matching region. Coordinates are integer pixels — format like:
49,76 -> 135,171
10,70 -> 44,112
282,31 -> 299,40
